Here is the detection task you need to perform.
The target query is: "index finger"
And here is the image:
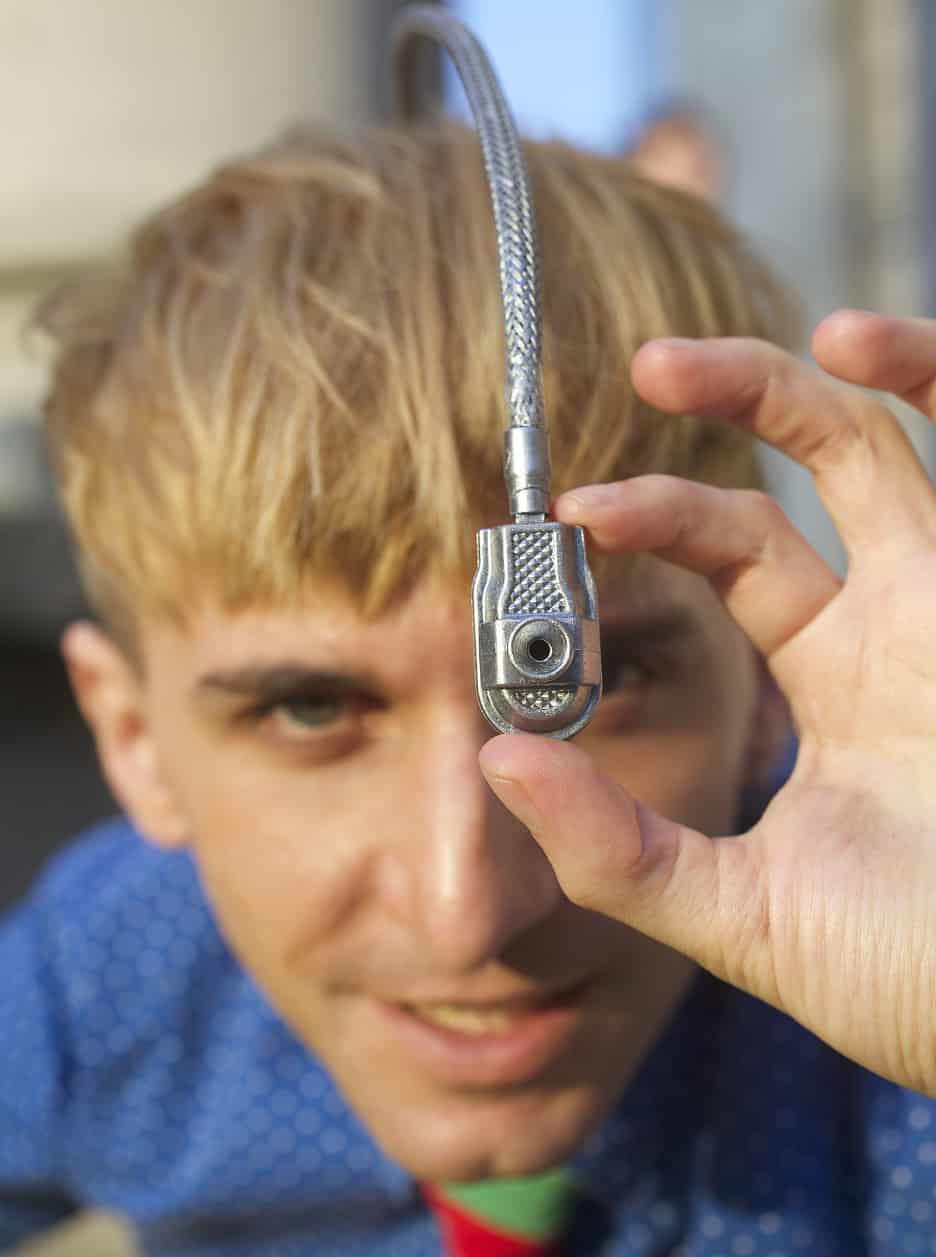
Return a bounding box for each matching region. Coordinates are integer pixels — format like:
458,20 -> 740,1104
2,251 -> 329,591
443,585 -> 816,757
811,309 -> 936,418
631,336 -> 936,558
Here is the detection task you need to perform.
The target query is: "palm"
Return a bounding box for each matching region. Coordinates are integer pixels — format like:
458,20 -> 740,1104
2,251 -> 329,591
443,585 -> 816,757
776,563 -> 936,743
480,311 -> 936,1096
750,561 -> 936,1087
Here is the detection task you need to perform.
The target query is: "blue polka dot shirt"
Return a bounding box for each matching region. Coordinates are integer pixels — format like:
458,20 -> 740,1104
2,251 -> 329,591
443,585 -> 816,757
3,808 -> 936,1256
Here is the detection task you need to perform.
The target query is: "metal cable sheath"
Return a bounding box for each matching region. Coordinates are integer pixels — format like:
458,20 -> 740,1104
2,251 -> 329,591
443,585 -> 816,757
389,6 -> 549,460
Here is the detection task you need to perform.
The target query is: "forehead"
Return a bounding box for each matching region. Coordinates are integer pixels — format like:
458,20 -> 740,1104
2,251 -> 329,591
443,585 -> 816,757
142,555 -> 738,689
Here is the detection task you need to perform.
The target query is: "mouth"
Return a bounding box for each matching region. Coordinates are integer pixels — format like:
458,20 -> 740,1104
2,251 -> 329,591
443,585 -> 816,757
375,982 -> 590,1087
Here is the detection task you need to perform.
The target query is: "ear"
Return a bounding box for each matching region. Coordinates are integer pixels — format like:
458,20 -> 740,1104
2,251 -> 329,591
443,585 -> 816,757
743,655 -> 795,794
62,621 -> 189,848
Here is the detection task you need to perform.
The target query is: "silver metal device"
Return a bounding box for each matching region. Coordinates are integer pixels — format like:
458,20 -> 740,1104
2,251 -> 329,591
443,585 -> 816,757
390,5 -> 601,738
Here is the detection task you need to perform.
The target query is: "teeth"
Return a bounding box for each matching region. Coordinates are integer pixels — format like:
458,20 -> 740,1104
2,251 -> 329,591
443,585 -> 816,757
409,1003 -> 526,1035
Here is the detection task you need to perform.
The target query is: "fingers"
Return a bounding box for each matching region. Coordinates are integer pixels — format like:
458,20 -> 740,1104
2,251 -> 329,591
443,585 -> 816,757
630,336 -> 936,558
478,732 -> 772,998
557,475 -> 841,658
812,309 -> 936,417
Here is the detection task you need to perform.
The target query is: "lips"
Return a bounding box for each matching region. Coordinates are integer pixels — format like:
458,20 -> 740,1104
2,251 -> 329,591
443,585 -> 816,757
375,982 -> 589,1087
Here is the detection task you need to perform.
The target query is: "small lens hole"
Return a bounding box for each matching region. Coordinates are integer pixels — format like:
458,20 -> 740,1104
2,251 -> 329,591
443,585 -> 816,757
528,638 -> 552,662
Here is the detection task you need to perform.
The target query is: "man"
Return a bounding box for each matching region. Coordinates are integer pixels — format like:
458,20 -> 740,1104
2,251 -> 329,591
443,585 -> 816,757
4,119 -> 936,1255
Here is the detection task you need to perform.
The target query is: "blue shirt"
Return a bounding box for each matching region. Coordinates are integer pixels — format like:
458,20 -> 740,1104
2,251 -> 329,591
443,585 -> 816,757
2,813 -> 935,1257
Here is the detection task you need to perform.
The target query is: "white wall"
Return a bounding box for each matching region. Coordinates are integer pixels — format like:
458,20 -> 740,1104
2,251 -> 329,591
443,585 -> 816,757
0,0 -> 385,432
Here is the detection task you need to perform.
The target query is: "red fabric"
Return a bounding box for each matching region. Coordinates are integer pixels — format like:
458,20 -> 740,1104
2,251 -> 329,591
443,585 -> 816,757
421,1185 -> 561,1257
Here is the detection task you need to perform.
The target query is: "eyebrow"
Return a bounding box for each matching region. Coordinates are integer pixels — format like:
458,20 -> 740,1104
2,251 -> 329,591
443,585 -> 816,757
194,606 -> 701,701
598,604 -> 702,649
194,663 -> 382,703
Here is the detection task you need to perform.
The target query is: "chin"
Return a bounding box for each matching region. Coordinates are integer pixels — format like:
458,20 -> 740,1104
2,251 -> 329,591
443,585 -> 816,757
347,1081 -> 607,1182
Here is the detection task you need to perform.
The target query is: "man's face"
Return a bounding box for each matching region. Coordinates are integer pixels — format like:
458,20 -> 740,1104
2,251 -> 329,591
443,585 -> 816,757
103,558 -> 775,1181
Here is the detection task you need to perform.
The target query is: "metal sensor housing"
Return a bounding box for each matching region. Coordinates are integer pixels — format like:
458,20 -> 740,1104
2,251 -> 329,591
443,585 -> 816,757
391,5 -> 602,738
473,521 -> 601,737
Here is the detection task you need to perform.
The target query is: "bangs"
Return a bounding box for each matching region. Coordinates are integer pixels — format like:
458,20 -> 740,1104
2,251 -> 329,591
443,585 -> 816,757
39,120 -> 798,640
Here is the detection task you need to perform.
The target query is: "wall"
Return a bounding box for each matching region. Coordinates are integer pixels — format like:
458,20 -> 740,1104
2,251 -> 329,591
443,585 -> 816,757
665,0 -> 929,571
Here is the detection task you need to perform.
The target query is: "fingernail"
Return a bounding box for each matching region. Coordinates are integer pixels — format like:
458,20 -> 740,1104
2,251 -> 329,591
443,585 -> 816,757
556,484 -> 615,519
486,773 -> 542,827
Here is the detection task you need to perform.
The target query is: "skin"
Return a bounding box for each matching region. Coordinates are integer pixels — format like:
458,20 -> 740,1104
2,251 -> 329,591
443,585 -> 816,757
482,310 -> 936,1100
628,114 -> 723,205
65,554 -> 788,1182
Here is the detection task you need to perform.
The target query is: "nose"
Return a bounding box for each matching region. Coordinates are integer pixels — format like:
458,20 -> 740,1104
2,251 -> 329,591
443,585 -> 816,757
381,712 -> 564,973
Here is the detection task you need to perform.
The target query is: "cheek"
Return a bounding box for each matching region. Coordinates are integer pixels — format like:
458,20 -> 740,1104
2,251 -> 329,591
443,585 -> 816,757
592,735 -> 741,833
588,670 -> 758,833
153,726 -> 392,977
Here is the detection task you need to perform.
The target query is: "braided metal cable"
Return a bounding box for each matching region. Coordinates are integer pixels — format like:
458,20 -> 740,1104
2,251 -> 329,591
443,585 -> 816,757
389,5 -> 546,434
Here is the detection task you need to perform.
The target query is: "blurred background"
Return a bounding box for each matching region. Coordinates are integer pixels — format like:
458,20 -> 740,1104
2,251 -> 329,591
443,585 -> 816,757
2,1 -> 933,1253
3,0 -> 933,907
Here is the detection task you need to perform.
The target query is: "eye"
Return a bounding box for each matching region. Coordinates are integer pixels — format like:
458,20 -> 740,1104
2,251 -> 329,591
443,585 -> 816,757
244,694 -> 358,747
258,693 -> 354,739
271,697 -> 346,732
602,655 -> 654,694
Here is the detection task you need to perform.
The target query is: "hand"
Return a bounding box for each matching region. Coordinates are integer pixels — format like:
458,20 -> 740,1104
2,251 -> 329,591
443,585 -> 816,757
479,311 -> 936,1095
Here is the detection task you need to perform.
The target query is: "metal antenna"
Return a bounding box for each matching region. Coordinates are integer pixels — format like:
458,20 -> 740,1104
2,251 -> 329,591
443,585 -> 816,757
390,4 -> 551,521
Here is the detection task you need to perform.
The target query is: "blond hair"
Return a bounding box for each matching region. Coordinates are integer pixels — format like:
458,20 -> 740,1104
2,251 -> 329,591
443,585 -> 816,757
39,120 -> 797,644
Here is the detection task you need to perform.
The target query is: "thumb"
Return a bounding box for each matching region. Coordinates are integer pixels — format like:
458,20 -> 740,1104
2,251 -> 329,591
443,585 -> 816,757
479,733 -> 766,992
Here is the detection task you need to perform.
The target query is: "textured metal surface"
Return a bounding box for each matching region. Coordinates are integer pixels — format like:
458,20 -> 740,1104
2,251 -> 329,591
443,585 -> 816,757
506,531 -> 570,615
390,5 -> 546,438
509,687 -> 577,714
472,521 -> 601,738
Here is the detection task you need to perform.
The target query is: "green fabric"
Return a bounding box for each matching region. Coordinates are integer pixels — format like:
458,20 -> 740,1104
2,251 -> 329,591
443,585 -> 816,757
438,1167 -> 576,1241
